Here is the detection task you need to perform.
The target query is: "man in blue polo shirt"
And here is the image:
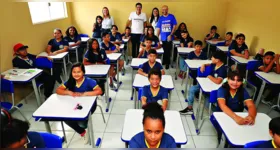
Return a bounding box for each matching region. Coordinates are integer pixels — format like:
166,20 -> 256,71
156,5 -> 177,70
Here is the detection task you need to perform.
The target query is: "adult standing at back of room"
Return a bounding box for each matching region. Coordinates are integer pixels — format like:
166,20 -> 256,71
156,5 -> 177,69
126,2 -> 147,58
149,7 -> 160,37
101,7 -> 114,34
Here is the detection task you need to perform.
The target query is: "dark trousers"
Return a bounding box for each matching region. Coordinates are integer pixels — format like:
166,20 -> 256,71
131,34 -> 141,58
36,71 -> 55,99
53,63 -> 63,84
162,41 -> 173,65
65,102 -> 97,134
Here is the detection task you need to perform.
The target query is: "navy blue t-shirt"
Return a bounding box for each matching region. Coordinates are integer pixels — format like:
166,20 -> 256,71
140,61 -> 163,74
180,36 -> 194,47
27,131 -> 46,148
141,36 -> 159,48
101,42 -> 116,51
209,63 -> 227,79
255,140 -> 276,148
156,14 -> 177,41
64,35 -> 81,43
48,38 -> 69,52
142,85 -> 168,103
188,51 -> 207,60
229,40 -> 248,54
12,54 -> 37,69
110,32 -> 122,42
93,24 -> 102,38
129,132 -> 176,148
84,49 -> 108,64
206,33 -> 220,40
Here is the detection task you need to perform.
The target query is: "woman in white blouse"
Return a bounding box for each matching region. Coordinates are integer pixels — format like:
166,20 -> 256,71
149,7 -> 160,37
101,7 -> 114,34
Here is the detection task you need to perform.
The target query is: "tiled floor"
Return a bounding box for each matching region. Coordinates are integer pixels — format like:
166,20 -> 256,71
12,62 -> 280,148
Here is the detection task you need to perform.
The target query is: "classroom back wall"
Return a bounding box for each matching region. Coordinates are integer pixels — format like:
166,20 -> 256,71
69,0 -> 229,45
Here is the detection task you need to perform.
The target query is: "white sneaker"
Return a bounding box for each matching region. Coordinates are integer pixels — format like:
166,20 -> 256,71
82,129 -> 89,145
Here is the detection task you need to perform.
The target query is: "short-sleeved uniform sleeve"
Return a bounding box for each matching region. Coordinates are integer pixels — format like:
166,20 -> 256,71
257,61 -> 276,72
229,40 -> 248,54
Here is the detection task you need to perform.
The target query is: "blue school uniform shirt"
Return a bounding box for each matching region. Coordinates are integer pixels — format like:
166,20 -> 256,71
84,49 -> 108,64
27,131 -> 46,148
188,51 -> 207,60
257,61 -> 276,72
64,35 -> 81,43
156,14 -> 177,41
142,36 -> 160,48
140,61 -> 163,74
206,33 -> 220,40
122,33 -> 131,40
180,36 -> 194,47
209,63 -> 227,79
142,85 -> 168,103
255,140 -> 276,148
62,76 -> 99,92
110,32 -> 122,42
229,40 -> 248,54
216,86 -> 252,112
93,24 -> 102,38
101,42 -> 116,51
12,54 -> 37,69
129,132 -> 177,148
48,38 -> 69,52
140,49 -> 150,58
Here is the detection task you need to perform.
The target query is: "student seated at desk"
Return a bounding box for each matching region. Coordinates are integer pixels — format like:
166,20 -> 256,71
12,43 -> 55,100
174,22 -> 187,40
56,63 -> 102,143
218,32 -> 233,46
140,26 -> 148,45
179,51 -> 227,115
215,71 -> 257,147
251,51 -> 280,105
138,49 -> 165,76
122,27 -> 131,41
255,117 -> 280,148
110,25 -> 122,45
101,32 -> 124,89
47,28 -> 69,83
129,103 -> 176,148
140,26 -> 161,50
1,109 -> 46,148
138,37 -> 154,58
141,69 -> 168,111
229,33 -> 249,73
64,26 -> 82,62
203,25 -> 221,54
83,38 -> 112,93
92,15 -> 103,44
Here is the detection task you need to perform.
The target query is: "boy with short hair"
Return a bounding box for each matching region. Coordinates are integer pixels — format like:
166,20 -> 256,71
224,32 -> 233,46
204,25 -> 221,41
179,51 -> 227,114
255,117 -> 280,148
141,69 -> 168,111
138,49 -> 165,76
138,37 -> 153,58
12,43 -> 55,100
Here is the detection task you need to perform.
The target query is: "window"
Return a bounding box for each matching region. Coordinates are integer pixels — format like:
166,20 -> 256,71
28,2 -> 68,24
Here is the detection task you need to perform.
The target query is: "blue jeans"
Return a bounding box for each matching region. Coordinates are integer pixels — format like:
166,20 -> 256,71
187,85 -> 209,107
179,56 -> 187,72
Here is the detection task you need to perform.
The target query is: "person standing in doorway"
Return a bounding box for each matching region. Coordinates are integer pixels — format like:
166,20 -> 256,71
156,5 -> 177,69
126,3 -> 147,58
101,7 -> 114,34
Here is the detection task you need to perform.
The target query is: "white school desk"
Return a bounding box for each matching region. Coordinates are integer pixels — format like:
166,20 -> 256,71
206,40 -> 225,58
33,94 -> 98,147
107,53 -> 122,91
171,40 -> 181,67
2,69 -> 43,106
38,52 -> 69,80
121,109 -> 187,148
132,74 -> 174,109
130,58 -> 162,100
182,60 -> 212,99
85,65 -> 111,112
175,47 -> 195,80
81,37 -> 90,42
194,77 -> 222,135
123,38 -> 129,43
213,112 -> 271,147
230,56 -> 254,70
255,71 -> 280,107
68,42 -> 80,63
216,46 -> 229,52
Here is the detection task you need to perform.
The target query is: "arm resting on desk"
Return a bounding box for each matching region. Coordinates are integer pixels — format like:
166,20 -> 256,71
54,46 -> 69,55
218,98 -> 241,120
207,76 -> 223,84
141,96 -> 147,106
230,49 -> 247,59
245,100 -> 257,120
83,86 -> 103,96
137,69 -> 148,77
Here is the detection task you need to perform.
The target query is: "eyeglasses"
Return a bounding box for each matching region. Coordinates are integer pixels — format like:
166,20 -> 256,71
24,136 -> 30,148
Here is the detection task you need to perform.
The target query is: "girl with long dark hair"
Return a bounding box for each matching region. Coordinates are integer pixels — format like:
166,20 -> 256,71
149,7 -> 160,36
56,63 -> 102,143
174,22 -> 187,40
92,16 -> 103,44
140,26 -> 161,50
64,26 -> 82,61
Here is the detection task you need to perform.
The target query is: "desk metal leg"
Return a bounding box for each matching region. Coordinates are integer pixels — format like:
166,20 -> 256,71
255,80 -> 266,108
234,62 -> 237,71
116,60 -> 120,90
75,48 -> 79,63
63,57 -> 68,80
44,121 -> 52,133
134,88 -> 137,109
194,88 -> 203,135
131,69 -> 134,100
88,113 -> 95,148
170,43 -> 175,67
32,79 -> 42,106
175,54 -> 179,80
168,90 -> 172,110
207,44 -> 210,58
61,121 -> 67,143
106,73 -> 111,112
183,68 -> 189,99
161,54 -> 163,63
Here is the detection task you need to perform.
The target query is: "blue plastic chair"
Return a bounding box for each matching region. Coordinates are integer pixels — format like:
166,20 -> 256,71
106,59 -> 111,65
79,34 -> 89,38
39,132 -> 63,148
216,42 -> 226,47
1,78 -> 30,124
245,60 -> 262,100
137,88 -> 143,109
36,57 -> 53,75
244,140 -> 267,148
197,65 -> 212,77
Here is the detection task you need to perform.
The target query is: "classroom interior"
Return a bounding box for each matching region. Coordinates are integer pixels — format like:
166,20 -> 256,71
1,0 -> 280,148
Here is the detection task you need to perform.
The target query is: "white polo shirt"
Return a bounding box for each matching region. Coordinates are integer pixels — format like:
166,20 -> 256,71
129,12 -> 147,34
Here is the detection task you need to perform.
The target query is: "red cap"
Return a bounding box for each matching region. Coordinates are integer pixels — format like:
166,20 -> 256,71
13,43 -> 28,55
